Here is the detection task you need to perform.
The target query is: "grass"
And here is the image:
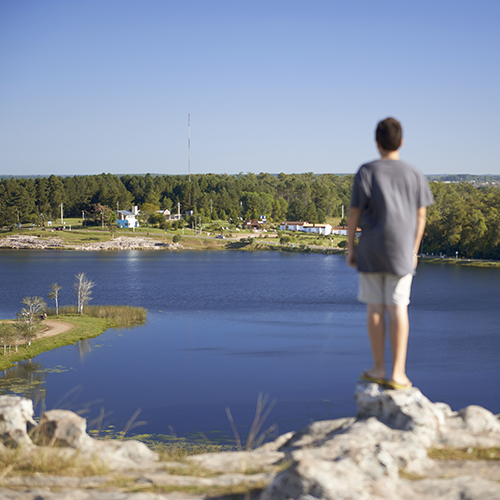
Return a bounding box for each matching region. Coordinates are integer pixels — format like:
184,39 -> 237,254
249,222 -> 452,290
0,307 -> 147,372
0,447 -> 109,477
48,305 -> 147,327
103,477 -> 269,498
428,447 -> 500,461
88,432 -> 234,462
420,256 -> 500,268
0,227 -> 113,245
400,447 -> 500,481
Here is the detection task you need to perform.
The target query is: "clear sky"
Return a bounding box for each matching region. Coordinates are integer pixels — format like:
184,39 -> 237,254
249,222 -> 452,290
1,0 -> 499,176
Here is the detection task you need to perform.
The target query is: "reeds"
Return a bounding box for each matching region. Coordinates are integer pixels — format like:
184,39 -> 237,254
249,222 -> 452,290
48,305 -> 147,327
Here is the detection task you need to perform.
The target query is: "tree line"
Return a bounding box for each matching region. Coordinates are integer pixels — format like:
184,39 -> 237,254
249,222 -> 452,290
0,172 -> 499,260
0,173 -> 353,226
425,182 -> 500,260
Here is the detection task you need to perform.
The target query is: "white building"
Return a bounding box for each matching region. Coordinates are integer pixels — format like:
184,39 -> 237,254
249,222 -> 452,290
301,223 -> 332,235
331,226 -> 348,236
280,221 -> 306,231
158,209 -> 182,221
280,221 -> 332,235
116,206 -> 140,228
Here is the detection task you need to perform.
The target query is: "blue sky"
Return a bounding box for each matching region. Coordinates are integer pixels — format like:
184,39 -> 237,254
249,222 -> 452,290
1,0 -> 498,176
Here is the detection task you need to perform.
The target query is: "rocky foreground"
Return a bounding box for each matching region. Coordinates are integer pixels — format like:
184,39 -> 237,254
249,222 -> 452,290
0,384 -> 499,500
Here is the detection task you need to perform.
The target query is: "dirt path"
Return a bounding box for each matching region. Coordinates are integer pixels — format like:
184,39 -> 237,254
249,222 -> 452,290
38,320 -> 74,339
3,319 -> 75,344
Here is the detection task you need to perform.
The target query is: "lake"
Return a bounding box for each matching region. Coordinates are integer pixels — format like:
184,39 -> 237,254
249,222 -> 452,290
0,250 -> 499,442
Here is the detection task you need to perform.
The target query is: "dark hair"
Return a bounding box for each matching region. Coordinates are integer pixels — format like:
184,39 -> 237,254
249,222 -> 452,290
375,117 -> 402,151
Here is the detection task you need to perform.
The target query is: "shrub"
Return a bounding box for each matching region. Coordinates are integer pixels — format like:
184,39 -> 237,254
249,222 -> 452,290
173,234 -> 183,243
338,240 -> 347,248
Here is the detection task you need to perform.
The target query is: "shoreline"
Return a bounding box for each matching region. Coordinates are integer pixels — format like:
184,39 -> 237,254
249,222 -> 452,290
1,233 -> 499,268
0,316 -> 110,372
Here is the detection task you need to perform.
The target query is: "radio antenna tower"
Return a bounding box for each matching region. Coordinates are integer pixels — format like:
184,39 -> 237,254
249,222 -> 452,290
188,113 -> 191,206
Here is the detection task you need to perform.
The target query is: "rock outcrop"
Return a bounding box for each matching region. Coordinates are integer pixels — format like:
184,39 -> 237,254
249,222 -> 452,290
261,383 -> 500,500
0,385 -> 499,500
0,234 -> 182,251
0,398 -> 158,471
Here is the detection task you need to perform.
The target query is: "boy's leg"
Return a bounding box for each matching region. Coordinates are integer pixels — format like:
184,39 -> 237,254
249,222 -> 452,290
359,274 -> 387,379
366,303 -> 386,379
386,304 -> 411,385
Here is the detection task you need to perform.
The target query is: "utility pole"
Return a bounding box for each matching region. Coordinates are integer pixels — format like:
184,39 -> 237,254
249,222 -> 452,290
188,113 -> 191,207
60,204 -> 63,225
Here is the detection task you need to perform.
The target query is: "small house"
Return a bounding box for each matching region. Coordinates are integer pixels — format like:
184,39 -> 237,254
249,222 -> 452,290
116,206 -> 140,228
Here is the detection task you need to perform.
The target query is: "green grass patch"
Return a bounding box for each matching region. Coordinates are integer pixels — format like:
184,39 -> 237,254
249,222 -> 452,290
428,447 -> 500,461
420,257 -> 500,268
49,305 -> 147,327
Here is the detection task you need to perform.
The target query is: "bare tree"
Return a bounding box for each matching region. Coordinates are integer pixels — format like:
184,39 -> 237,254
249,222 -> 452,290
74,272 -> 95,314
17,296 -> 46,346
48,283 -> 62,315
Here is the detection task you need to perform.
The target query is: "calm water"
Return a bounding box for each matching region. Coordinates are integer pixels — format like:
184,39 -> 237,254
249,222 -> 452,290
0,250 -> 499,441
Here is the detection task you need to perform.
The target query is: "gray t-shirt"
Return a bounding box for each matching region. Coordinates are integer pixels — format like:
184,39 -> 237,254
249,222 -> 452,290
350,159 -> 433,276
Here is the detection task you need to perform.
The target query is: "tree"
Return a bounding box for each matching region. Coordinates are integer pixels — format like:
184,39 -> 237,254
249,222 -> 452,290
17,296 -> 46,346
48,283 -> 62,315
20,296 -> 46,333
91,204 -> 116,228
0,323 -> 16,355
139,203 -> 160,227
149,212 -> 165,227
74,272 -> 95,314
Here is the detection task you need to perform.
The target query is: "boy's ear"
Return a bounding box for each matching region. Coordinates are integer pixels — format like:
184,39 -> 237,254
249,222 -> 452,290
399,138 -> 404,149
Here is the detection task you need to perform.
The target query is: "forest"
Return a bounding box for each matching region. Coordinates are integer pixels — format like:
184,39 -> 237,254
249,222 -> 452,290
0,173 -> 499,260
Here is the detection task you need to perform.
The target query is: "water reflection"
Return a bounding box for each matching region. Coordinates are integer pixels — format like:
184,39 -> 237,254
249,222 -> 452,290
0,360 -> 47,415
77,339 -> 93,360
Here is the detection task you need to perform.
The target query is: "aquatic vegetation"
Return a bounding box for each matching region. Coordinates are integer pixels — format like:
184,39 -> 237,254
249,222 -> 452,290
48,305 -> 148,328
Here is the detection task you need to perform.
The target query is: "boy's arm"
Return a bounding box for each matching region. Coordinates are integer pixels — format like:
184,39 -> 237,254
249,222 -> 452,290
413,206 -> 427,269
347,207 -> 361,269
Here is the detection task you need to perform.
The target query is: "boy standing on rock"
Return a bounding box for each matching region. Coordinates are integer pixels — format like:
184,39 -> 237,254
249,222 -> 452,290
347,117 -> 433,390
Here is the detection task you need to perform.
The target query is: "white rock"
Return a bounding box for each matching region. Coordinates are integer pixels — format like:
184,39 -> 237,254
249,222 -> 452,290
0,395 -> 37,447
33,410 -> 94,449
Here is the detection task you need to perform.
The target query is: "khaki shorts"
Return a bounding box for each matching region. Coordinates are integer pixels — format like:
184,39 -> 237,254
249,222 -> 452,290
358,273 -> 413,306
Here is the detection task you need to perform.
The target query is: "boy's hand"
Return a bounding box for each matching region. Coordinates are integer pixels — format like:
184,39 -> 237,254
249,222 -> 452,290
347,248 -> 357,269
